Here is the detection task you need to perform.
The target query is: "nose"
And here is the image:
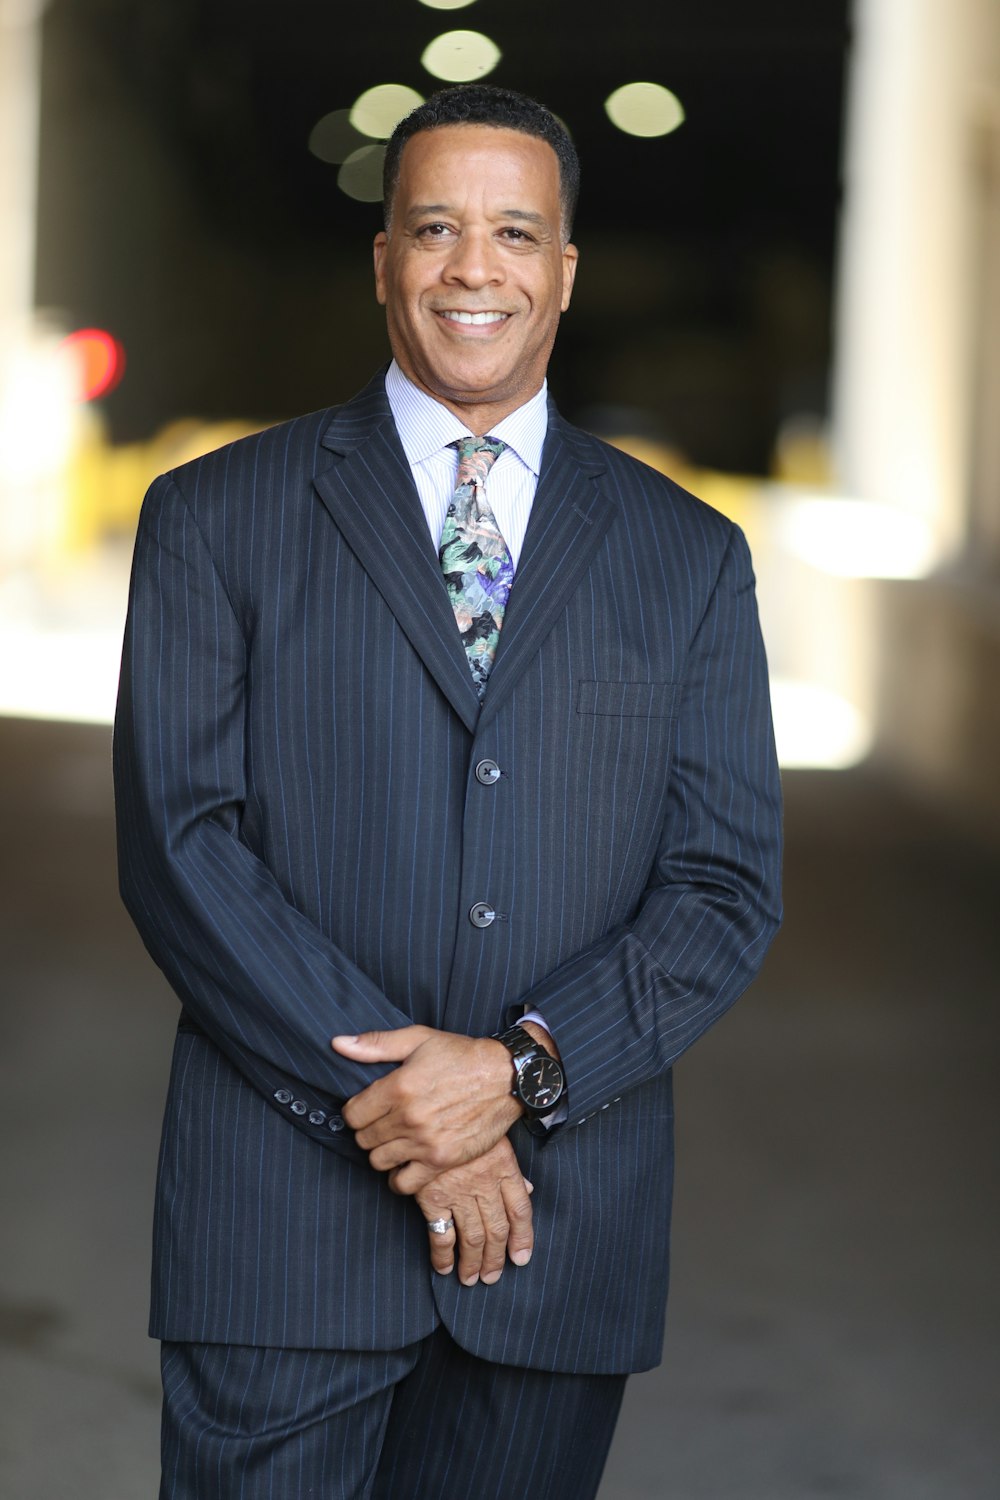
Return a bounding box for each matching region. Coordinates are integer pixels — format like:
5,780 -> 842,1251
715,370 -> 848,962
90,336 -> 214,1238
442,229 -> 504,289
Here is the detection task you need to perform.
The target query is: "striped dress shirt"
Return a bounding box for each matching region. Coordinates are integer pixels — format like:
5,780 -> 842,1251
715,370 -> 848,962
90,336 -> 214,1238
384,359 -> 546,569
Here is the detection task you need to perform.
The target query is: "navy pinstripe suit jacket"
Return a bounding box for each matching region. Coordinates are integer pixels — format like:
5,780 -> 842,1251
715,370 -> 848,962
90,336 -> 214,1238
114,371 -> 782,1375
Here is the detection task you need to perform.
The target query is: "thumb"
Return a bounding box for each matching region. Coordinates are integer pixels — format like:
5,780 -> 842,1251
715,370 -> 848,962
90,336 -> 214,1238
331,1025 -> 430,1062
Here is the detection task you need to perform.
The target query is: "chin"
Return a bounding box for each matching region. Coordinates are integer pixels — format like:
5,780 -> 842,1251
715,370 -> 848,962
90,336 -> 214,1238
432,370 -> 511,404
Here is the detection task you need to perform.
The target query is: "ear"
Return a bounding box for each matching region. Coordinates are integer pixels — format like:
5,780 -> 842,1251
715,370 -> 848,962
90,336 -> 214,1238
560,242 -> 579,313
373,232 -> 389,306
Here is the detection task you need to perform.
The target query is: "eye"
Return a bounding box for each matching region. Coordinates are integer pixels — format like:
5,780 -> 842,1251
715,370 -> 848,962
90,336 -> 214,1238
499,226 -> 534,243
416,222 -> 454,239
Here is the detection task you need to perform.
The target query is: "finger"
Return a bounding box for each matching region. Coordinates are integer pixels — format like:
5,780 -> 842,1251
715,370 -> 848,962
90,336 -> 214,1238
388,1159 -> 438,1196
452,1203 -> 488,1286
341,1075 -> 408,1133
476,1190 -> 513,1285
424,1213 -> 457,1276
340,1080 -> 388,1132
331,1026 -> 430,1063
364,1137 -> 418,1174
501,1172 -> 534,1267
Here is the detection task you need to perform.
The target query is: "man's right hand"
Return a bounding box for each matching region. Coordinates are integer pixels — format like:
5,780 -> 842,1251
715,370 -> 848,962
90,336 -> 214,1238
408,1137 -> 534,1287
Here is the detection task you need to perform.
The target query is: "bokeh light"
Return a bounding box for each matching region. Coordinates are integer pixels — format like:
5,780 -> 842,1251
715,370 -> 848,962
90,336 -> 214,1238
421,30 -> 500,82
308,109 -> 367,165
350,84 -> 425,140
778,497 -> 938,580
59,328 -> 126,401
769,679 -> 871,770
337,144 -> 386,203
605,82 -> 685,138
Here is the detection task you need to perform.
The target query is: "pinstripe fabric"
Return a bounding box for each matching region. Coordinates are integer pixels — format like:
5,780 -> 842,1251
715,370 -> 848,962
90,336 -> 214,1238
160,1341 -> 414,1499
114,369 -> 782,1373
161,1330 -> 625,1500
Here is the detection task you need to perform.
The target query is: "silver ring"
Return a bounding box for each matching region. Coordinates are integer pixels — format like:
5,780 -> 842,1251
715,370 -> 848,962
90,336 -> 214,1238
426,1217 -> 454,1235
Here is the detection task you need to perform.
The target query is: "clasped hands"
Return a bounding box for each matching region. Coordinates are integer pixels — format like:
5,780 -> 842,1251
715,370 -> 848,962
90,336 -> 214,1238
331,1025 -> 540,1287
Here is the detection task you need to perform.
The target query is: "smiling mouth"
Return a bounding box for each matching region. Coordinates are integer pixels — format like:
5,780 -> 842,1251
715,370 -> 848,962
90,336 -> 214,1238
437,310 -> 510,327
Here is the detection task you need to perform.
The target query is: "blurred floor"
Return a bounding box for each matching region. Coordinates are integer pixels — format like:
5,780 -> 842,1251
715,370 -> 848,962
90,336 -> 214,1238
0,717 -> 997,1499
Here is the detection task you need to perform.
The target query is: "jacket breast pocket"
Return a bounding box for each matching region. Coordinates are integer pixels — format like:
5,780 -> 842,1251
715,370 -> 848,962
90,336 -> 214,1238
576,680 -> 680,719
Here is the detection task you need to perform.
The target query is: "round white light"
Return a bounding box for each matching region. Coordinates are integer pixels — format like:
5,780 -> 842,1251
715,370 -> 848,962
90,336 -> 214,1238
308,109 -> 366,165
338,144 -> 386,203
605,82 -> 685,138
350,84 -> 425,141
418,0 -> 478,9
421,30 -> 501,82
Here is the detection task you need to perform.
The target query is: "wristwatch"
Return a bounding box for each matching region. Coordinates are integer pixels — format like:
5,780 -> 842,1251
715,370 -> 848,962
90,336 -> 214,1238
493,1023 -> 566,1118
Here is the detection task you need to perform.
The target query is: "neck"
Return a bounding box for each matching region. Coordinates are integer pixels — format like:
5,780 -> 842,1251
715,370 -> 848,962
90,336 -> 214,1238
395,366 -> 545,436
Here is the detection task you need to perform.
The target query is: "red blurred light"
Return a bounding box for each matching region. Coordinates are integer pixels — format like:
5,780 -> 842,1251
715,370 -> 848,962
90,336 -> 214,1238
60,328 -> 126,401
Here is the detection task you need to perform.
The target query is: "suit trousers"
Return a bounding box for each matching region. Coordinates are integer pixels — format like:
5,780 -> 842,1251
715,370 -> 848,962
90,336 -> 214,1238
160,1326 -> 627,1500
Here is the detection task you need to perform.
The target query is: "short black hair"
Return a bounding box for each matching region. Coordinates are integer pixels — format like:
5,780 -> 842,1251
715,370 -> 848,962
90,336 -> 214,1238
382,84 -> 580,243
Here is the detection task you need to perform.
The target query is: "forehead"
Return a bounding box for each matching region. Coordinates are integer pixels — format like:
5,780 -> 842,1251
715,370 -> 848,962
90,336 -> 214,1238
393,125 -> 562,214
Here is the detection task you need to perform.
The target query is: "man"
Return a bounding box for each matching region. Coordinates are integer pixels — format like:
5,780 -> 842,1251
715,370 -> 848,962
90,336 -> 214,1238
114,84 -> 782,1499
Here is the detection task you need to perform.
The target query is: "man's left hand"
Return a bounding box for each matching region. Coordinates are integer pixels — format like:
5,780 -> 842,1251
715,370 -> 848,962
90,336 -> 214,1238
332,1025 -> 521,1190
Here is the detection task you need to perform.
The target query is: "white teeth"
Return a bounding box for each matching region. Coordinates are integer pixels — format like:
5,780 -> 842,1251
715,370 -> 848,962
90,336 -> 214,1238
441,310 -> 507,325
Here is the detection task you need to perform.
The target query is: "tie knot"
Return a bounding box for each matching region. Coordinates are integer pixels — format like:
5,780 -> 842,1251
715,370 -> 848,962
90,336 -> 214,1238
454,435 -> 505,490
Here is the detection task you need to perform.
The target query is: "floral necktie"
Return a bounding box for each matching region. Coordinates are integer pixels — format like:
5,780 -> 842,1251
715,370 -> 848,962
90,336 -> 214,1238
438,435 -> 513,700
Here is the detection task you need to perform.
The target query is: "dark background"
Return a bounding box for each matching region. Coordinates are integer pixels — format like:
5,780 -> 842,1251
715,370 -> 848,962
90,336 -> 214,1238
34,0 -> 849,472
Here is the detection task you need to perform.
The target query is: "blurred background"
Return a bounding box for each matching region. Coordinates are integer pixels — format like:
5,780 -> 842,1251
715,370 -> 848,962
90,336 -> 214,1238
1,1 -> 998,1496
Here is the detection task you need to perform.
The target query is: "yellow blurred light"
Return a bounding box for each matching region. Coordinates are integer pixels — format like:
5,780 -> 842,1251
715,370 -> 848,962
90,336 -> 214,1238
0,332 -> 77,487
418,0 -> 478,9
605,82 -> 684,138
308,109 -> 367,165
350,84 -> 425,140
0,619 -> 123,725
769,678 -> 872,770
778,497 -> 938,579
337,144 -> 386,203
421,30 -> 500,82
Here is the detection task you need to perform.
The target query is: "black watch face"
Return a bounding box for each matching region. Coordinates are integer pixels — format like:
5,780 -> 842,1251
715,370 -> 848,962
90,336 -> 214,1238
517,1054 -> 564,1111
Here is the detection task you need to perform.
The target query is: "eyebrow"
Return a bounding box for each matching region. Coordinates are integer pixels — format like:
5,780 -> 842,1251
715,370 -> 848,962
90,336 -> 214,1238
403,205 -> 551,229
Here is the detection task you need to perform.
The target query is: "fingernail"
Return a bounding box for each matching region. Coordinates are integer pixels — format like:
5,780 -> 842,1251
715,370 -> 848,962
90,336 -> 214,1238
434,1263 -> 453,1276
481,1270 -> 502,1285
461,1274 -> 479,1287
511,1249 -> 532,1266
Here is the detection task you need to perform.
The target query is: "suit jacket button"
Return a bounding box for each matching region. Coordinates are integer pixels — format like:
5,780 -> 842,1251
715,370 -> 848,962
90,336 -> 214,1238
328,1115 -> 345,1133
273,1089 -> 294,1105
469,902 -> 496,928
290,1099 -> 308,1115
308,1109 -> 327,1125
475,759 -> 501,786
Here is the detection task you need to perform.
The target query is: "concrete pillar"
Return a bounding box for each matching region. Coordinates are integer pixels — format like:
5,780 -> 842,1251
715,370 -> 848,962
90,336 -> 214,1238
0,0 -> 50,568
832,0 -> 1000,559
968,91 -> 1000,567
0,0 -> 42,339
0,0 -> 81,573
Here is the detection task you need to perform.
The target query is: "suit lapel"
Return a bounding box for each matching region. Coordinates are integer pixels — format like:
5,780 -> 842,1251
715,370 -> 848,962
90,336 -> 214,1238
312,375 -> 481,732
476,412 -> 616,731
313,378 -> 618,735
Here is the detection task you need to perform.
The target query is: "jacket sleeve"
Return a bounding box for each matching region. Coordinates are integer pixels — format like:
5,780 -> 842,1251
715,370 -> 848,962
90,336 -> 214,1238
113,473 -> 412,1140
516,523 -> 783,1131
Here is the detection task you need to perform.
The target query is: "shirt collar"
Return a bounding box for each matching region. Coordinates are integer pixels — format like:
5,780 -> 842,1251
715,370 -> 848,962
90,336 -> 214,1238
384,360 -> 548,477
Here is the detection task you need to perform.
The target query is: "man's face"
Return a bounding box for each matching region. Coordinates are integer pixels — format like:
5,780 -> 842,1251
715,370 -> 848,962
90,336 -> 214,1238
373,124 -> 578,431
